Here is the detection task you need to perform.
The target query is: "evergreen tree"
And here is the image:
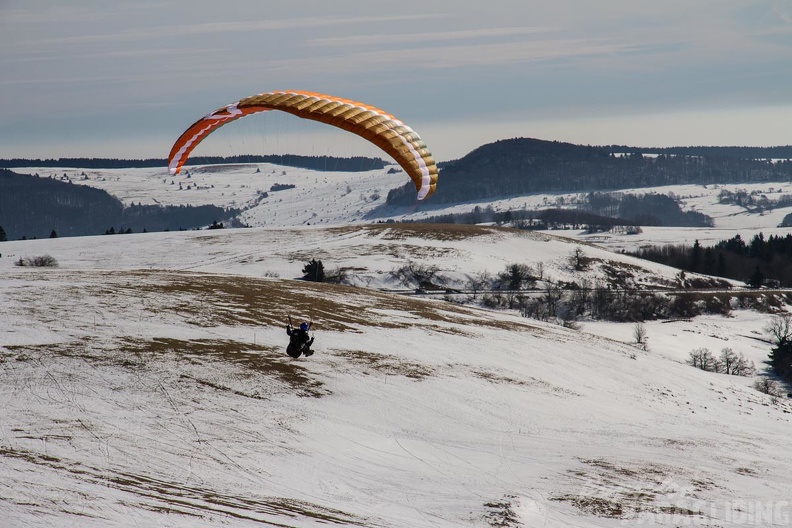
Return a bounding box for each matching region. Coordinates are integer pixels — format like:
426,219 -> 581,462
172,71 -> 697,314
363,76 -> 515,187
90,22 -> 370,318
49,229 -> 58,238
716,253 -> 726,277
302,259 -> 325,282
766,315 -> 792,382
748,266 -> 765,288
690,240 -> 702,272
0,225 -> 6,242
769,342 -> 792,381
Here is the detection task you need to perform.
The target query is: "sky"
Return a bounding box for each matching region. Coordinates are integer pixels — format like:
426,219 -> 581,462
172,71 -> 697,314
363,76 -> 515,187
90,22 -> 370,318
3,0 -> 792,162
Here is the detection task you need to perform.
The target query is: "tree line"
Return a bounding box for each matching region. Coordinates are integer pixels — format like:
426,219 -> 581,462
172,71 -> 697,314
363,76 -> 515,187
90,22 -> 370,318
0,169 -> 237,239
634,233 -> 792,287
0,154 -> 386,172
386,191 -> 713,230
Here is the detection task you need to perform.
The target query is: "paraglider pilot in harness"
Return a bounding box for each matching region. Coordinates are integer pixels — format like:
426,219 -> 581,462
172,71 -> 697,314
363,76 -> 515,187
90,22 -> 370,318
286,320 -> 314,358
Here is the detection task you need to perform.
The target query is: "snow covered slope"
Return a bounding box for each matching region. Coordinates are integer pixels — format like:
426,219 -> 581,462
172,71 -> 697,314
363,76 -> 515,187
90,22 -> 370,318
20,164 -> 406,228
19,164 -> 792,255
1,224 -> 791,527
0,223 -> 730,291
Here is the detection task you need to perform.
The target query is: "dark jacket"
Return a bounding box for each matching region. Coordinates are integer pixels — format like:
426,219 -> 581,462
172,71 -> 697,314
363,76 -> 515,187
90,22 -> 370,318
287,325 -> 312,347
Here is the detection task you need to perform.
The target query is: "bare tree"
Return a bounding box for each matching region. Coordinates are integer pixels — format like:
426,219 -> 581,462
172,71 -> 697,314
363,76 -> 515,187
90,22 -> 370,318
730,351 -> 756,377
688,348 -> 718,371
633,322 -> 647,347
466,271 -> 492,300
542,283 -> 564,319
521,298 -> 545,321
765,314 -> 792,347
753,378 -> 784,398
390,260 -> 442,289
718,347 -> 738,374
569,246 -> 589,271
567,279 -> 591,317
590,283 -> 613,319
536,261 -> 545,281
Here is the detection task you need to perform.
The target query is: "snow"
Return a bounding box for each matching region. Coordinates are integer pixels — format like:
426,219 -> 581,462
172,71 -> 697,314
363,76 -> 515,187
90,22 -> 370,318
2,165 -> 792,526
19,164 -> 792,245
20,164 -> 405,227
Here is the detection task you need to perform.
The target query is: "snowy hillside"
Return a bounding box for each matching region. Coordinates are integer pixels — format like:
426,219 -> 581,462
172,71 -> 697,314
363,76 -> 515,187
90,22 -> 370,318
19,164 -> 792,253
2,224 -> 791,527
20,164 -> 407,228
0,223 -> 731,292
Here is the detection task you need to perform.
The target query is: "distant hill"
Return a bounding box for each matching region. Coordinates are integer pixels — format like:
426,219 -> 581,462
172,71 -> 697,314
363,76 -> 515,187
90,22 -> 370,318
0,169 -> 237,239
0,154 -> 387,172
387,138 -> 792,205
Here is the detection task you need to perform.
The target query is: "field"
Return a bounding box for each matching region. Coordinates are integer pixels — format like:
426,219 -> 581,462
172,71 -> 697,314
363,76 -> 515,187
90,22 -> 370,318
2,211 -> 792,526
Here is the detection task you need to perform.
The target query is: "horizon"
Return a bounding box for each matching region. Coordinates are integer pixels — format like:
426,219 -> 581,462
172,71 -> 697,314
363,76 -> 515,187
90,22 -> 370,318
3,135 -> 792,164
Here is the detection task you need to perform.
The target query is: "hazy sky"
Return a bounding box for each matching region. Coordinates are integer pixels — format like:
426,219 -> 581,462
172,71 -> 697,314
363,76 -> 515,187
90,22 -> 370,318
3,0 -> 792,162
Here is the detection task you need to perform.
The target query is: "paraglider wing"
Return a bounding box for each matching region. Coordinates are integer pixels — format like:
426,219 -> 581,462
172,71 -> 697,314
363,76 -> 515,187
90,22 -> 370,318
167,91 -> 438,199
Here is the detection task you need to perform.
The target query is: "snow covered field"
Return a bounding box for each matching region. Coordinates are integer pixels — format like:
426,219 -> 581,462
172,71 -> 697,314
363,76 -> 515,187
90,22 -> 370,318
2,221 -> 792,527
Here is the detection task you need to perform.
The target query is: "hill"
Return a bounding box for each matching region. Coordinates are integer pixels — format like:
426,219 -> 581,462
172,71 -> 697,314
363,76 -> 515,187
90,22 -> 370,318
9,138 -> 792,240
386,138 -> 792,205
0,169 -> 237,239
0,222 -> 730,291
0,154 -> 387,172
1,224 -> 790,527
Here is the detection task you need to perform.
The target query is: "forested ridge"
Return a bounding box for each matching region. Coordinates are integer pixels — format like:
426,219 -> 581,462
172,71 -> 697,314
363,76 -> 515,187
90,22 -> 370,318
0,169 -> 236,239
387,138 -> 792,205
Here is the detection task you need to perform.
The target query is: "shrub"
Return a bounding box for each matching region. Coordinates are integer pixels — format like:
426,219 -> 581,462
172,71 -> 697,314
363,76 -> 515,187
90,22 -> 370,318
495,263 -> 536,290
667,294 -> 701,318
753,378 -> 784,398
389,261 -> 443,289
324,266 -> 349,285
568,246 -> 590,271
14,255 -> 59,267
703,294 -> 732,316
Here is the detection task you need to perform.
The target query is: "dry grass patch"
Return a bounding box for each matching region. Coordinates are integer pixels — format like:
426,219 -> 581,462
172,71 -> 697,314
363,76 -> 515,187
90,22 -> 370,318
118,338 -> 327,398
105,470 -> 369,525
328,222 -> 510,242
473,369 -> 581,396
1,445 -> 366,526
334,350 -> 434,380
5,337 -> 328,398
554,458 -> 709,520
7,268 -> 544,346
117,269 -> 533,336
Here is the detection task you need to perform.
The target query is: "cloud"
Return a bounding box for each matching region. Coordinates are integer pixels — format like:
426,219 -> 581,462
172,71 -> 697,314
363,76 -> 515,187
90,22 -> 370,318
11,14 -> 436,51
227,38 -> 652,79
4,0 -> 792,158
307,26 -> 557,47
